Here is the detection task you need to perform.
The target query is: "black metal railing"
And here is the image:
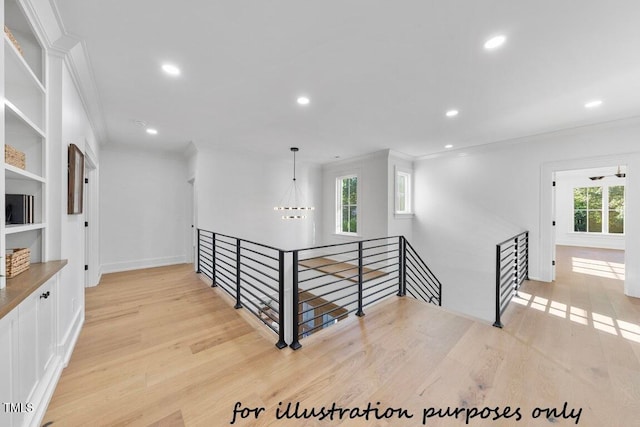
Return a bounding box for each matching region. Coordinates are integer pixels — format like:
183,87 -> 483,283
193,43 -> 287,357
403,238 -> 442,306
197,230 -> 442,350
493,231 -> 529,328
197,230 -> 287,348
290,237 -> 403,349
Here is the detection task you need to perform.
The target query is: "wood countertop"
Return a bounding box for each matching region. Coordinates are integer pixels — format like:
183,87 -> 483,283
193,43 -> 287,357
0,260 -> 68,319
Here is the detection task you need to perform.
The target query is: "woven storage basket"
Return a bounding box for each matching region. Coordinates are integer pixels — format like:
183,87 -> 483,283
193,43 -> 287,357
4,25 -> 24,56
6,248 -> 30,278
5,144 -> 26,169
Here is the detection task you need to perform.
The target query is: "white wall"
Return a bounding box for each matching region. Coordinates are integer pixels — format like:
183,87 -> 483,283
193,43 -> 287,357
413,117 -> 640,322
195,147 -> 321,250
555,168 -> 626,250
99,146 -> 190,272
58,60 -> 100,352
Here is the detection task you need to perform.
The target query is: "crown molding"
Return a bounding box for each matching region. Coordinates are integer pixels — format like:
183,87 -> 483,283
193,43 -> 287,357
417,115 -> 640,162
63,40 -> 108,144
20,0 -> 108,145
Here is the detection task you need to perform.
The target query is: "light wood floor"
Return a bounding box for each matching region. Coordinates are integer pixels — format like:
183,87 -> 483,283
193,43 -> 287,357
43,246 -> 640,426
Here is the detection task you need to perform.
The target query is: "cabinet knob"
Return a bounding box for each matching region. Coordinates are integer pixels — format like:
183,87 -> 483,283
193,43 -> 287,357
40,291 -> 50,299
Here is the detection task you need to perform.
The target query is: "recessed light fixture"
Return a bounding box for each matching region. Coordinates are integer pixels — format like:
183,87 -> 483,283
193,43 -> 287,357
146,128 -> 158,135
445,144 -> 454,149
484,35 -> 506,50
584,100 -> 603,109
161,64 -> 181,76
297,96 -> 310,106
446,110 -> 459,117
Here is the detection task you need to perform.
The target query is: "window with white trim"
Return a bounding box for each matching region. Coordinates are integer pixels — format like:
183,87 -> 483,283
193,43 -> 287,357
336,175 -> 358,234
573,185 -> 624,234
395,170 -> 412,214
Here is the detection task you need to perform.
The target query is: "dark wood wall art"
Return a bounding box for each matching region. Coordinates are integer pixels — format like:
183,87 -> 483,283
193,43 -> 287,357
68,143 -> 84,214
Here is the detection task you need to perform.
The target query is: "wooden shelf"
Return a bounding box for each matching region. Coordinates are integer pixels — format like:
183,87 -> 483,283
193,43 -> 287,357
0,260 -> 67,319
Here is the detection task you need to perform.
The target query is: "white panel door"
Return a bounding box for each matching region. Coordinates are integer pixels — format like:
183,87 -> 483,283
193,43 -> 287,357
18,292 -> 38,403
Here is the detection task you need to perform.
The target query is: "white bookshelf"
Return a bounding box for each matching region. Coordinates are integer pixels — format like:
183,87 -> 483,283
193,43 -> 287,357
2,0 -> 47,285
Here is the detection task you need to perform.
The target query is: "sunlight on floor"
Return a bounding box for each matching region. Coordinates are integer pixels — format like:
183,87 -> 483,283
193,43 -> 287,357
571,257 -> 625,280
512,291 -> 640,344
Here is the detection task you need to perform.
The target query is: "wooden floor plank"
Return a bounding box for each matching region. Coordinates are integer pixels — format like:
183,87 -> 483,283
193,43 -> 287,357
299,257 -> 387,282
43,246 -> 640,426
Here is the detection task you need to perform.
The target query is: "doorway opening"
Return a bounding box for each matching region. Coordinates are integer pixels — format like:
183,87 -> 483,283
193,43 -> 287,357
84,145 -> 99,287
552,165 -> 626,291
187,178 -> 196,267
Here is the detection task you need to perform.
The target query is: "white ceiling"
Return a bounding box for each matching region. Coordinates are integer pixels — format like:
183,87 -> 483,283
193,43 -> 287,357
53,1 -> 640,163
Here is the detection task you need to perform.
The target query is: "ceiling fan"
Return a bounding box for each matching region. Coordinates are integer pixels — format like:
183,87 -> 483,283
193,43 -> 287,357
589,166 -> 626,181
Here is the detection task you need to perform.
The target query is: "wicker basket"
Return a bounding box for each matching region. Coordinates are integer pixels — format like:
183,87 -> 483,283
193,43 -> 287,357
5,144 -> 26,169
4,25 -> 24,56
6,248 -> 30,278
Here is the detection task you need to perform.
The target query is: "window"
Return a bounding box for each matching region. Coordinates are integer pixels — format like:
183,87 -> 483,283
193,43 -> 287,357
573,185 -> 624,234
608,186 -> 625,234
337,175 -> 358,234
395,170 -> 412,214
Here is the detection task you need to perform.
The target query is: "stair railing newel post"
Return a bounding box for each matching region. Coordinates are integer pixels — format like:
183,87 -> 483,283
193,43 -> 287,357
493,243 -> 503,328
275,251 -> 287,349
196,229 -> 201,273
234,238 -> 242,309
356,241 -> 365,317
397,236 -> 403,297
401,237 -> 407,296
290,251 -> 302,350
438,257 -> 442,306
525,232 -> 529,280
211,233 -> 217,287
514,237 -> 519,298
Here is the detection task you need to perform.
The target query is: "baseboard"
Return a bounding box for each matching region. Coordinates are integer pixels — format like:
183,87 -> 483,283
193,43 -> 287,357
101,256 -> 188,274
25,355 -> 64,427
85,266 -> 103,288
59,308 -> 84,367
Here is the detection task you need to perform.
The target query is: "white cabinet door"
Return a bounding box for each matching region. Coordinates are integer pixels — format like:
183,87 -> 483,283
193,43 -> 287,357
0,310 -> 18,427
37,278 -> 56,376
17,291 -> 38,404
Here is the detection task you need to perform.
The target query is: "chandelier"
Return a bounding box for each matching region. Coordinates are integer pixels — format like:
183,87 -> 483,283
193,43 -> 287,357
274,147 -> 315,219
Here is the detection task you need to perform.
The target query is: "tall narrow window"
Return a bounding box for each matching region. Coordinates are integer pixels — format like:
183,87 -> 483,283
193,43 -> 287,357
395,171 -> 412,214
574,187 -> 602,233
337,175 -> 358,234
608,185 -> 625,234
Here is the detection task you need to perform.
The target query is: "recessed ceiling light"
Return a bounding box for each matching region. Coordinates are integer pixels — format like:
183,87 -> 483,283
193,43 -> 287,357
584,100 -> 603,109
484,35 -> 506,50
146,128 -> 158,135
446,110 -> 459,117
297,96 -> 310,106
161,64 -> 181,76
445,144 -> 453,149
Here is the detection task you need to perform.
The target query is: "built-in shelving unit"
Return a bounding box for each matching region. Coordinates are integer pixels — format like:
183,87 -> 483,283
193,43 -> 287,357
1,3 -> 75,426
2,0 -> 48,287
